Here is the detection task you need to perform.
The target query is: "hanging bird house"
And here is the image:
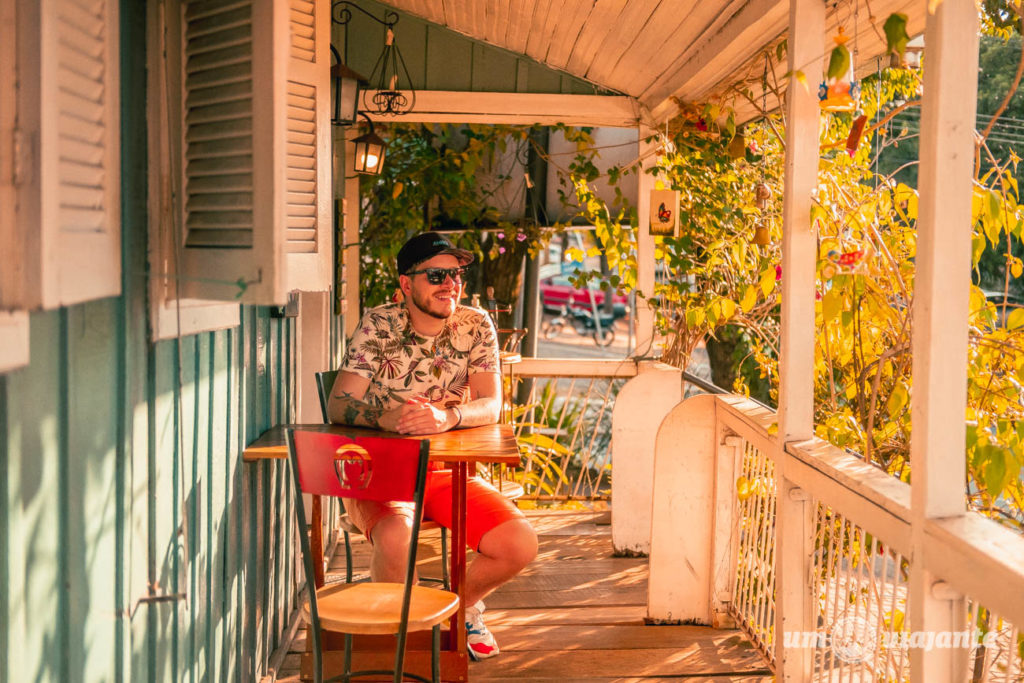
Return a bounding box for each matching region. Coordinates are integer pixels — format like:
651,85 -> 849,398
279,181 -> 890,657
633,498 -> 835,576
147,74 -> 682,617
819,28 -> 859,112
649,189 -> 679,236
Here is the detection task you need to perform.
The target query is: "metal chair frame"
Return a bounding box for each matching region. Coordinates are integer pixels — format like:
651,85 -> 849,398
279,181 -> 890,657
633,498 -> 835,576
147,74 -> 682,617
288,431 -> 452,683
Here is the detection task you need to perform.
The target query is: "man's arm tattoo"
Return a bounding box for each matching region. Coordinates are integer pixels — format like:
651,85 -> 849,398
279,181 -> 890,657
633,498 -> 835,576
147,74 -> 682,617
333,390 -> 382,427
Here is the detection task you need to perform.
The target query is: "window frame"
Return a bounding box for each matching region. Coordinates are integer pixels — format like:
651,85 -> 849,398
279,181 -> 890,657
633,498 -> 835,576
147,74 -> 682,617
0,312 -> 29,373
145,0 -> 240,339
145,0 -> 332,334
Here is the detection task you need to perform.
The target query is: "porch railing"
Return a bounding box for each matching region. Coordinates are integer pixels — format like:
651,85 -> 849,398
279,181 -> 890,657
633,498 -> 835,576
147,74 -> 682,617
649,393 -> 1024,681
508,358 -> 638,501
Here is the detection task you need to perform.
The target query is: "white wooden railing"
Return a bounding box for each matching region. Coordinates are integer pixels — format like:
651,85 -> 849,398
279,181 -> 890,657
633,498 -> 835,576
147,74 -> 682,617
507,361 -> 1024,679
647,393 -> 1024,682
509,358 -> 639,501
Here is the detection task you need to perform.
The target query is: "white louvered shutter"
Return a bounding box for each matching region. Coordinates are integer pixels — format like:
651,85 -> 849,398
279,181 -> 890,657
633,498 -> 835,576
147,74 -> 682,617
6,0 -> 121,309
177,0 -> 330,304
284,0 -> 332,292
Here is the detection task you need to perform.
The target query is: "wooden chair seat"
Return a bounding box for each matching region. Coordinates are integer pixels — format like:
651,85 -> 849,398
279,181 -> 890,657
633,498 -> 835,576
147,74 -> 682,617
307,582 -> 460,635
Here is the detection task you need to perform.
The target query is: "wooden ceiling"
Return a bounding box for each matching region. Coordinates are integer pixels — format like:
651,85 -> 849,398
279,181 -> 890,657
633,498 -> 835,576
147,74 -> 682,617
374,0 -> 927,125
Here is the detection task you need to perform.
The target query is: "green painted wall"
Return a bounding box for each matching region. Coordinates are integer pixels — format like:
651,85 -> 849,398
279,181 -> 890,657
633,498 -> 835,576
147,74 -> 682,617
0,2 -> 317,681
0,1 -> 594,680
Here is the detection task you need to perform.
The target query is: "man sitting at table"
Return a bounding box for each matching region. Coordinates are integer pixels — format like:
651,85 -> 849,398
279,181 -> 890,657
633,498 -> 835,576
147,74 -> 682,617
327,232 -> 538,661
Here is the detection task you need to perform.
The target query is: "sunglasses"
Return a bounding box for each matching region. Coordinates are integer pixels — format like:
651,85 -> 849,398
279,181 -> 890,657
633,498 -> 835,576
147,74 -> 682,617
405,266 -> 466,285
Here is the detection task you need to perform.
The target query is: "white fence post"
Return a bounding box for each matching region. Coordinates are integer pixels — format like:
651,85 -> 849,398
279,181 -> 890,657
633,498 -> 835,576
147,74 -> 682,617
910,0 -> 977,680
647,394 -> 718,624
611,362 -> 682,556
775,0 -> 823,677
710,431 -> 743,628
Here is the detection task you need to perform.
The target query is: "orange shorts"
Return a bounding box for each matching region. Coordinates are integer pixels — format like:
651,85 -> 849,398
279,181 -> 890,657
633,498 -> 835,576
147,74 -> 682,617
344,470 -> 523,551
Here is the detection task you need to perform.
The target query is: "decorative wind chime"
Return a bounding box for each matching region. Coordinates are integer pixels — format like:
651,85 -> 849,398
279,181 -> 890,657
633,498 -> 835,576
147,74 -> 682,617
819,1 -> 870,157
817,1 -> 872,279
750,65 -> 772,246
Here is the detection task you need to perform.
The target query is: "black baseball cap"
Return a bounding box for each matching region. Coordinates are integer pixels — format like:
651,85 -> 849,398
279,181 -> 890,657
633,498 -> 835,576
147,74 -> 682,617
397,233 -> 474,275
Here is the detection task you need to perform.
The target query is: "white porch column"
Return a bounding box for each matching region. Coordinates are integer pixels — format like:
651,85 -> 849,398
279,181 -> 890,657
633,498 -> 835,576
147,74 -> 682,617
909,1 -> 976,680
611,361 -> 682,555
647,394 -> 718,624
775,0 -> 822,677
633,124 -> 657,356
343,128 -> 362,337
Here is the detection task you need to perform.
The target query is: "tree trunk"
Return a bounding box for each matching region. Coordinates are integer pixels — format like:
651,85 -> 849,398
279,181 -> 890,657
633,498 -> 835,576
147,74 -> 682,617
704,333 -> 740,390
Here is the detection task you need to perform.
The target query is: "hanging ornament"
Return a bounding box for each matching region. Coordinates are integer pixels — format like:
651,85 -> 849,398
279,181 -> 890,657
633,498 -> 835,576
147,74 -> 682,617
754,182 -> 772,209
751,219 -> 771,246
846,113 -> 869,157
751,184 -> 772,245
821,245 -> 872,279
819,28 -> 859,112
649,189 -> 679,236
728,130 -> 747,159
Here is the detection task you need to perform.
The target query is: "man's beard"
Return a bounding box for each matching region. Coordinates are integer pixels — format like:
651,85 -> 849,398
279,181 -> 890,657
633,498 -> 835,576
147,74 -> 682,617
410,287 -> 456,320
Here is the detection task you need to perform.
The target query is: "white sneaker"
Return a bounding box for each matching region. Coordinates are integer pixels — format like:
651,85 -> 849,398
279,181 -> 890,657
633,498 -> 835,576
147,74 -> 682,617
465,601 -> 499,660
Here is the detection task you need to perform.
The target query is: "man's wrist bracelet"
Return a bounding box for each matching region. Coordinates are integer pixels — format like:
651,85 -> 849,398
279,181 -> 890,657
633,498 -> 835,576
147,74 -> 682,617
451,405 -> 463,428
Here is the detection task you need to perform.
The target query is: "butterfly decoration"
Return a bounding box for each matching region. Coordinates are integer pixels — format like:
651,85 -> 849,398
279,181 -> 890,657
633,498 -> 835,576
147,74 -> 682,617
649,189 -> 679,236
658,202 -> 672,223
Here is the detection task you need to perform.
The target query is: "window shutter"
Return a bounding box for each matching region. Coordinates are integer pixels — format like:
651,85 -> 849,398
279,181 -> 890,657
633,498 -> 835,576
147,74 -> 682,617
6,0 -> 121,309
177,0 -> 329,304
284,0 -> 332,292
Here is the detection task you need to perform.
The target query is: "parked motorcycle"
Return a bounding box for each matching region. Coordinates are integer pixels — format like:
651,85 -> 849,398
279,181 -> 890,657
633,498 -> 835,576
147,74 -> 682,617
542,305 -> 618,347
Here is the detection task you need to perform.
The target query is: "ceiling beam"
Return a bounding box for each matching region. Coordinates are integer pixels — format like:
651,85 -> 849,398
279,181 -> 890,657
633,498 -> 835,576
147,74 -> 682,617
643,0 -> 788,122
361,90 -> 642,127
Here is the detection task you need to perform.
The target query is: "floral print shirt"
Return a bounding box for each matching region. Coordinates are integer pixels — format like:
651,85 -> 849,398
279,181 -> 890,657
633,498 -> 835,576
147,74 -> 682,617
341,303 -> 500,410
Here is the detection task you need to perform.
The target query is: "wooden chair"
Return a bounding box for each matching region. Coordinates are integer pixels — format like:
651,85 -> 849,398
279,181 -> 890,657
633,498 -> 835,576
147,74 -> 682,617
315,370 -> 448,588
287,430 -> 460,683
495,327 -> 528,354
493,331 -> 527,501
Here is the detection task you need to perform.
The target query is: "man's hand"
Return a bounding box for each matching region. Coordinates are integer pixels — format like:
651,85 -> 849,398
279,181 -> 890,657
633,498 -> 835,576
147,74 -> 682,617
395,396 -> 458,435
375,405 -> 406,432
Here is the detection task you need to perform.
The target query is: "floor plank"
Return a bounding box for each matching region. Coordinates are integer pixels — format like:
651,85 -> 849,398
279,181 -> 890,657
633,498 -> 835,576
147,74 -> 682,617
470,648 -> 770,679
274,508 -> 772,682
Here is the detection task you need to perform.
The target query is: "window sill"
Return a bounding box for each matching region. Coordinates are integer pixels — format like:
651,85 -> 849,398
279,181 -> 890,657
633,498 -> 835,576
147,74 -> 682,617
150,298 -> 240,341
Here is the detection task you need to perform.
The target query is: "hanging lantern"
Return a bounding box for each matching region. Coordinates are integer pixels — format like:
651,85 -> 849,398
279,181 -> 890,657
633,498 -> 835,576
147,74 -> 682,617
352,114 -> 386,175
818,28 -> 859,112
331,61 -> 367,126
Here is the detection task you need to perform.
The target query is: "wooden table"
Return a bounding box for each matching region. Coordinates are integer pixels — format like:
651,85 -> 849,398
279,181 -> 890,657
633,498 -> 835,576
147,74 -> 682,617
243,422 -> 521,681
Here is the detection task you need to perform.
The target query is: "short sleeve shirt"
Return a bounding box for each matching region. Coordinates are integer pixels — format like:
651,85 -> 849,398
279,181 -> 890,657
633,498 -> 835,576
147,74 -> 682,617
341,303 -> 500,410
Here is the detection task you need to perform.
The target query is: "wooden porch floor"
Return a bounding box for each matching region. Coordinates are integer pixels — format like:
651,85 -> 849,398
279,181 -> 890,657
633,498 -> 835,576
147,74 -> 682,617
276,509 -> 772,682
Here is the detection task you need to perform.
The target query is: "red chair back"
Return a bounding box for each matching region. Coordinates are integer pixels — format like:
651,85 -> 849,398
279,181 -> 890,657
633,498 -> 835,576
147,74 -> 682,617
289,431 -> 425,503
287,429 -> 433,683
